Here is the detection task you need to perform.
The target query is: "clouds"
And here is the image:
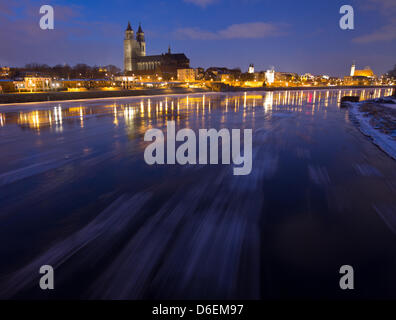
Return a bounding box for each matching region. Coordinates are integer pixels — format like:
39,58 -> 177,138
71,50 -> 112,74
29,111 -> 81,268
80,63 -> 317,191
0,0 -> 121,67
363,0 -> 396,13
175,22 -> 286,40
183,0 -> 217,8
353,0 -> 396,43
353,18 -> 396,43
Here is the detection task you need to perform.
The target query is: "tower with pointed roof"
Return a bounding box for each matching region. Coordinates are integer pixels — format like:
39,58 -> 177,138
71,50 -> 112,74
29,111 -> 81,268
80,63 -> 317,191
124,22 -> 134,72
136,23 -> 146,57
123,21 -> 190,74
124,22 -> 147,72
350,61 -> 356,76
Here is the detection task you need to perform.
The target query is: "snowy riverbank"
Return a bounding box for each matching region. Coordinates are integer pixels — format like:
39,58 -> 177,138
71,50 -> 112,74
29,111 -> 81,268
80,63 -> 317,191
349,96 -> 396,160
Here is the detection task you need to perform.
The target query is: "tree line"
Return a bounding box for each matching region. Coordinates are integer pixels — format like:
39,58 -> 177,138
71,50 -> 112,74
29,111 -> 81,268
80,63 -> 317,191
8,64 -> 121,79
387,65 -> 396,78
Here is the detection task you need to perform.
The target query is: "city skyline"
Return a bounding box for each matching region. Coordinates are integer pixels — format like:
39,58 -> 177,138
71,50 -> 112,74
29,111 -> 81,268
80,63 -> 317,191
0,0 -> 395,76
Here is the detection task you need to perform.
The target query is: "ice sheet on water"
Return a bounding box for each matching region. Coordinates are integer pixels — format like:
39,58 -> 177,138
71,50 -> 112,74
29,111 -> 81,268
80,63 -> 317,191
373,204 -> 396,235
353,163 -> 383,177
0,150 -> 118,187
0,192 -> 151,299
0,159 -> 71,187
296,147 -> 311,160
91,164 -> 263,299
308,165 -> 331,186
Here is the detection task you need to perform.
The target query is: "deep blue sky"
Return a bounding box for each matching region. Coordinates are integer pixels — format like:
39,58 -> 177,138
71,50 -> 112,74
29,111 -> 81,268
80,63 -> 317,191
0,0 -> 395,76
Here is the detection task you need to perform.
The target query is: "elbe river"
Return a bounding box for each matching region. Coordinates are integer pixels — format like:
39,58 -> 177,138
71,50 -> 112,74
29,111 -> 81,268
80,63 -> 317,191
0,88 -> 395,299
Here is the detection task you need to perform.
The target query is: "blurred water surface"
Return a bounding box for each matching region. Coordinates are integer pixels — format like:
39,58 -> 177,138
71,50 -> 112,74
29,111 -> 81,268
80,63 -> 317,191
0,88 -> 396,299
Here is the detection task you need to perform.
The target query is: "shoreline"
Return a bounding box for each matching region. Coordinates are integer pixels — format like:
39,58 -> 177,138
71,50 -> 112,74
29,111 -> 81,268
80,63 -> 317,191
349,96 -> 396,161
0,88 -> 209,106
0,85 -> 394,106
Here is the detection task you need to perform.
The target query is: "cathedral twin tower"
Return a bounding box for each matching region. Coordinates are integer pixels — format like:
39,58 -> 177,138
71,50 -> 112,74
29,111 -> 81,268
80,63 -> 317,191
123,21 -> 190,74
124,22 -> 146,72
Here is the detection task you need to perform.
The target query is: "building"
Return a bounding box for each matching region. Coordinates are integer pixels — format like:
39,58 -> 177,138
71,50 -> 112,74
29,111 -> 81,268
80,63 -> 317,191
248,64 -> 255,74
20,76 -> 52,91
124,22 -> 190,76
343,76 -> 374,86
275,72 -> 299,83
350,63 -> 375,78
177,68 -> 196,82
220,74 -> 232,83
301,73 -> 314,81
344,62 -> 376,86
265,69 -> 275,85
124,22 -> 146,72
0,67 -> 10,78
0,79 -> 15,93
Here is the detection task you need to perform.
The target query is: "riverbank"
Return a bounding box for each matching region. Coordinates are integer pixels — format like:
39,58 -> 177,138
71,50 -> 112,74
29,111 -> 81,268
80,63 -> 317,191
0,87 -> 210,105
349,95 -> 396,160
0,85 -> 394,105
238,85 -> 395,93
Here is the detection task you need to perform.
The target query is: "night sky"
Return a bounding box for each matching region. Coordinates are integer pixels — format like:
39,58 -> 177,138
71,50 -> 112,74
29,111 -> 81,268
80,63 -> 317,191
0,0 -> 395,76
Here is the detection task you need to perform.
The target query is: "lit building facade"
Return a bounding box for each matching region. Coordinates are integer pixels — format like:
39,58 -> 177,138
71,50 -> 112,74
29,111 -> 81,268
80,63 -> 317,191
177,69 -> 196,82
350,63 -> 375,78
23,76 -> 52,91
0,67 -> 10,78
124,22 -> 190,75
265,69 -> 275,85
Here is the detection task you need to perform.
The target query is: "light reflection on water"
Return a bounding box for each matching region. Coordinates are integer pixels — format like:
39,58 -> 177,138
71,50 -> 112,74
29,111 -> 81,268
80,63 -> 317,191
0,88 -> 392,132
0,87 -> 395,300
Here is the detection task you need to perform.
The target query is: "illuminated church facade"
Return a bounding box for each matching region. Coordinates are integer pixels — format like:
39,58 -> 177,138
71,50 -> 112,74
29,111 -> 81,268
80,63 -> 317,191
350,63 -> 375,78
123,22 -> 190,75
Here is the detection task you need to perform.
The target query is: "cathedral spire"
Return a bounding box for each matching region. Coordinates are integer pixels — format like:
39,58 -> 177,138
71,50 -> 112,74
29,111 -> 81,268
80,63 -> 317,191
126,21 -> 133,31
136,22 -> 145,43
138,23 -> 143,33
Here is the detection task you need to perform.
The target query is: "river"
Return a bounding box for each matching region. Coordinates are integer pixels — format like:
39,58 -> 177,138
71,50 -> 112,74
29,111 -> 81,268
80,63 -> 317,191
0,88 -> 395,299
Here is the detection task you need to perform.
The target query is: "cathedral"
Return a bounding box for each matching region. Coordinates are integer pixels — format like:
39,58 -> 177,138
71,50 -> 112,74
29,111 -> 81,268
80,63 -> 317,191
350,63 -> 375,78
123,22 -> 190,76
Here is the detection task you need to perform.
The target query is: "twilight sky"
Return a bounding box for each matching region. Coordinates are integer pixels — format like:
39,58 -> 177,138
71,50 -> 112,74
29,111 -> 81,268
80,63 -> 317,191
0,0 -> 395,76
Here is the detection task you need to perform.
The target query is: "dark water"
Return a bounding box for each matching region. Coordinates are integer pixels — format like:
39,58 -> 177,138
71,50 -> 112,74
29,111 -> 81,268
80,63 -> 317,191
0,88 -> 396,299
